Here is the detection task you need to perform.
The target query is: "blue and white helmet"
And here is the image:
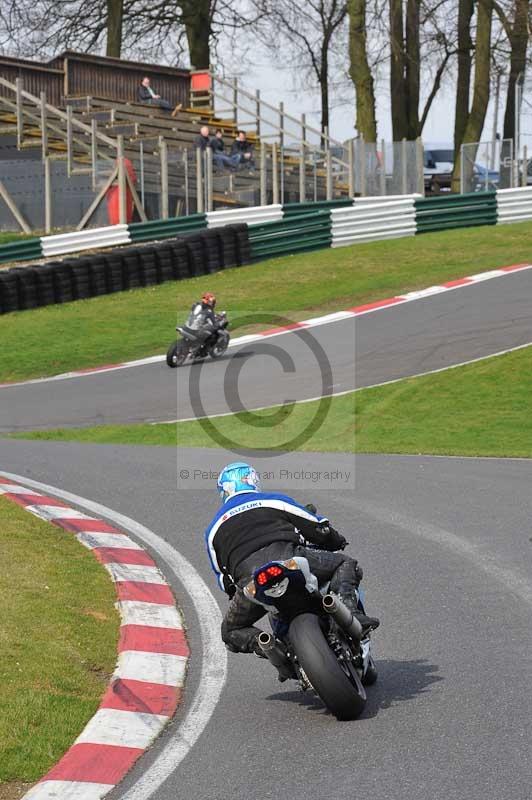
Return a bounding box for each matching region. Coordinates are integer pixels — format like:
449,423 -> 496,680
217,462 -> 261,502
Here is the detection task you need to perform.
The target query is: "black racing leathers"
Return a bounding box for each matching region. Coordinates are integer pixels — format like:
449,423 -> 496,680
221,543 -> 362,654
204,491 -> 359,655
211,500 -> 345,591
182,302 -> 218,343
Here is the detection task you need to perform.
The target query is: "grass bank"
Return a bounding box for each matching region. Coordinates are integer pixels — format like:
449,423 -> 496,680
0,232 -> 34,247
12,344 -> 532,458
0,496 -> 119,789
1,221 -> 532,382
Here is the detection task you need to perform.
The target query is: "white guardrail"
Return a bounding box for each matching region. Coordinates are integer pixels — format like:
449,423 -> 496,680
206,204 -> 284,228
496,187 -> 532,224
331,195 -> 421,248
41,225 -> 131,257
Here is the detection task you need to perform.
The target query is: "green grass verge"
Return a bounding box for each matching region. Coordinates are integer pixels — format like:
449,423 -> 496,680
11,344 -> 532,458
1,221 -> 532,382
0,232 -> 34,247
0,496 -> 119,783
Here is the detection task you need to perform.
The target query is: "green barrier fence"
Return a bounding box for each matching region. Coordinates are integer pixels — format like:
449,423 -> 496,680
0,238 -> 43,265
248,210 -> 332,260
415,192 -> 497,233
128,213 -> 207,242
282,199 -> 353,216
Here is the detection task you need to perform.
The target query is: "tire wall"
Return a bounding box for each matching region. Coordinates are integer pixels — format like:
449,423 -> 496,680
0,225 -> 251,315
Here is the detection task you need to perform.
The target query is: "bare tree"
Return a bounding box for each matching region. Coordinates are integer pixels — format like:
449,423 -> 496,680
452,0 -> 494,190
348,0 -> 377,142
493,0 -> 530,143
453,0 -> 475,157
387,0 -> 456,140
106,0 -> 124,56
0,0 -> 258,69
250,0 -> 348,138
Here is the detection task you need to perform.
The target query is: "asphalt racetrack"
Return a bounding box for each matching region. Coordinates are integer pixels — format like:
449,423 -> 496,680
1,267 -> 531,799
1,441 -> 531,800
1,267 -> 532,432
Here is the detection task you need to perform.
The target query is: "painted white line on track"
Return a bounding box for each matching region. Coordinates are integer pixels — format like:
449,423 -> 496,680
156,340 -> 532,424
0,471 -> 228,800
352,497 -> 532,608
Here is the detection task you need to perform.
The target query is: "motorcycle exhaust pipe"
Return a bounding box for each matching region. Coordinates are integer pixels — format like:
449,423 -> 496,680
257,632 -> 292,679
322,593 -> 363,641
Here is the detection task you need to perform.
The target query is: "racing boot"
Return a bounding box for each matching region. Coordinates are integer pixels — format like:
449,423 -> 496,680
339,594 -> 380,634
252,634 -> 293,682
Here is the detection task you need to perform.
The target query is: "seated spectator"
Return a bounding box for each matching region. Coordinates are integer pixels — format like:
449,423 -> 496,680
137,77 -> 182,116
195,126 -> 239,171
231,130 -> 255,170
195,125 -> 212,151
212,129 -> 225,155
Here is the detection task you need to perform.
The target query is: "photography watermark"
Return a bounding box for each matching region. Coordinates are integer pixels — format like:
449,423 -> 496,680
175,310 -> 355,493
178,467 -> 353,485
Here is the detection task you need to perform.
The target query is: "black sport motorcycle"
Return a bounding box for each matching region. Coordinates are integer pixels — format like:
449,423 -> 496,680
244,556 -> 377,720
166,309 -> 230,368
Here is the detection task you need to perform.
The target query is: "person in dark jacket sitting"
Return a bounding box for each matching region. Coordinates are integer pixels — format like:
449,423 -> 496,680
196,126 -> 239,170
137,77 -> 181,115
231,130 -> 255,170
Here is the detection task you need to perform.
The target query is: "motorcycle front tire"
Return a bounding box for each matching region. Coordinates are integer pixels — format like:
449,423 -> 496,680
289,613 -> 366,720
208,333 -> 230,360
166,340 -> 189,368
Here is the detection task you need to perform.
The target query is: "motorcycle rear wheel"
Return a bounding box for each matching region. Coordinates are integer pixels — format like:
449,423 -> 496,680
289,613 -> 366,720
166,340 -> 189,368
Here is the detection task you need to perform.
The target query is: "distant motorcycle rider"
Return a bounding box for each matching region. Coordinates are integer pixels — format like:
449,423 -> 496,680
205,462 -> 380,657
184,292 -> 224,347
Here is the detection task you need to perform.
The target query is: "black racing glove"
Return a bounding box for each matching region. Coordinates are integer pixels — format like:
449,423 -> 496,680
318,523 -> 348,551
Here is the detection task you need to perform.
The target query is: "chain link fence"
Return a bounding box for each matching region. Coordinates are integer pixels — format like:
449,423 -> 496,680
0,136 -> 428,234
0,158 -> 113,232
460,139 -> 524,193
351,139 -> 423,197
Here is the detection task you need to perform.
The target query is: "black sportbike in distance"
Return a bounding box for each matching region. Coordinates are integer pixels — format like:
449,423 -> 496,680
167,306 -> 230,367
245,555 -> 378,720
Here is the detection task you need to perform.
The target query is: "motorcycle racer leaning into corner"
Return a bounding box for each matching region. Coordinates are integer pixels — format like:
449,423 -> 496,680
182,291 -> 226,342
205,462 -> 380,665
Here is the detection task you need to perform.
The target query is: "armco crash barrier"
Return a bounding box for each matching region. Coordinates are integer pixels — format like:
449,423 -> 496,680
0,225 -> 250,315
0,216 -> 207,266
206,205 -> 283,228
282,199 -> 354,216
128,213 -> 206,242
496,186 -> 532,224
247,210 -> 332,260
415,191 -> 497,233
41,225 -> 130,258
0,237 -> 43,265
331,195 -> 419,248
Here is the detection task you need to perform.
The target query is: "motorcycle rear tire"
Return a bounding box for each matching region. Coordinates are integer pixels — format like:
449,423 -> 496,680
166,340 -> 188,368
289,613 -> 366,720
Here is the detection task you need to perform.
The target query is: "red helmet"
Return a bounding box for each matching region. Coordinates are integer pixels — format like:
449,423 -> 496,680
202,292 -> 216,308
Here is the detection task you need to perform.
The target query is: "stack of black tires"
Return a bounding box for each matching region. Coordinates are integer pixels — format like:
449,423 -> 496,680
0,224 -> 251,315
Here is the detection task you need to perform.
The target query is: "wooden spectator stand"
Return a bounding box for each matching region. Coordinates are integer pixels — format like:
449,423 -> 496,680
190,70 -> 213,112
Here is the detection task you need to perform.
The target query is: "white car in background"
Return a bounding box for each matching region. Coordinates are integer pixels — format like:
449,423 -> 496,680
424,143 -> 499,193
423,146 -> 454,193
